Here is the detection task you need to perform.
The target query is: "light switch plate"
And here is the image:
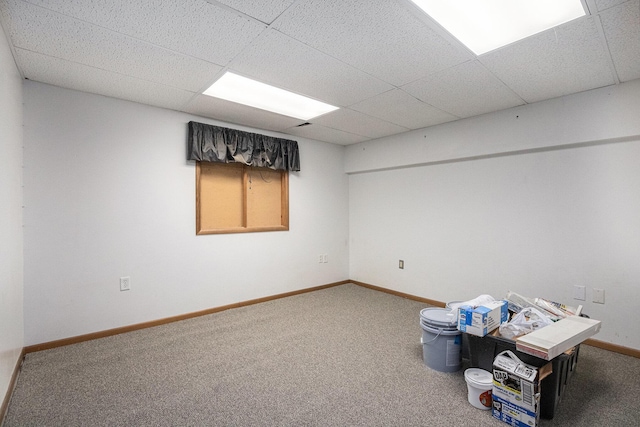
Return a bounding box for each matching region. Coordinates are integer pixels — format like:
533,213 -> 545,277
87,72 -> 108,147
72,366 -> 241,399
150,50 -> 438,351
593,288 -> 605,304
573,285 -> 586,301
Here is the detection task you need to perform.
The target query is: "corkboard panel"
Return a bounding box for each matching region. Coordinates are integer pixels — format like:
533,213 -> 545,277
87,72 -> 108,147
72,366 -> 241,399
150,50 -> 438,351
196,162 -> 289,235
197,162 -> 244,231
246,168 -> 283,228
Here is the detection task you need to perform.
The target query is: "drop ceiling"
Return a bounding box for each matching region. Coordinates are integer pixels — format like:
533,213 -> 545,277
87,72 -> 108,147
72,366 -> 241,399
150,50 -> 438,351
1,0 -> 639,145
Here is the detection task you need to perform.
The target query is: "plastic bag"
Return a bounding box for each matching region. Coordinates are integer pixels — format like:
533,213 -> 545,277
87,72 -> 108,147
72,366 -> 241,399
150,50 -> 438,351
499,306 -> 552,340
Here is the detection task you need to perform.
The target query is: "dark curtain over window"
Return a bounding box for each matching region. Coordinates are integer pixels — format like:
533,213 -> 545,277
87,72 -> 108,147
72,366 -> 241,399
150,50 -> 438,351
188,121 -> 300,172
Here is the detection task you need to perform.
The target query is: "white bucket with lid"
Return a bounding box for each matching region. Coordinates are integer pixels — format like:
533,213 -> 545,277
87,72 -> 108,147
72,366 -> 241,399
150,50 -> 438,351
420,307 -> 458,328
444,301 -> 470,360
464,368 -> 493,410
419,308 -> 462,372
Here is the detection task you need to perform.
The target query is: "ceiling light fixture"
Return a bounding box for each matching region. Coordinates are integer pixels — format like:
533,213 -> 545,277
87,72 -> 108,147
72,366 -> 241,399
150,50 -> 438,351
410,0 -> 587,55
203,72 -> 339,120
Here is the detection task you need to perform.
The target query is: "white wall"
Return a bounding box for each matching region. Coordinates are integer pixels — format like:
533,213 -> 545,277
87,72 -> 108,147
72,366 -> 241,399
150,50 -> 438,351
23,82 -> 349,345
19,68 -> 640,352
0,23 -> 24,406
346,80 -> 640,174
348,80 -> 640,351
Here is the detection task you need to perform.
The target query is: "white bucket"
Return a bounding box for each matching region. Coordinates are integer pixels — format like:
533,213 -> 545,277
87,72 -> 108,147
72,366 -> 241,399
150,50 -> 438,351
419,308 -> 461,372
464,368 -> 493,410
445,301 -> 470,360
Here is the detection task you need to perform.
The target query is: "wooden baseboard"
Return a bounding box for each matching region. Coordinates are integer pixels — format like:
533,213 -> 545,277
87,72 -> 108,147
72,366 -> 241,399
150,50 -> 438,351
351,280 -> 640,359
25,280 -> 349,354
583,338 -> 640,358
1,348 -> 25,425
351,280 -> 446,308
22,279 -> 640,360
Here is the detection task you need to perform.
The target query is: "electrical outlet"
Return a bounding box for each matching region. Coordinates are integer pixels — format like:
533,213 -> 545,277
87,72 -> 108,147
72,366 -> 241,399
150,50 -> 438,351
573,285 -> 586,301
318,254 -> 323,263
120,276 -> 131,291
322,254 -> 328,263
399,260 -> 404,269
593,288 -> 605,304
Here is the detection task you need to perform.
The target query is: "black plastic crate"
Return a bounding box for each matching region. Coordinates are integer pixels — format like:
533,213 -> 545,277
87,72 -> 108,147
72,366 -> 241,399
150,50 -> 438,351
467,333 -> 579,419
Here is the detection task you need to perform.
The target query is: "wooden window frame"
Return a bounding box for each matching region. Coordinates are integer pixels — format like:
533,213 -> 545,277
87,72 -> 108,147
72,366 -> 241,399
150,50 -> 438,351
196,162 -> 289,235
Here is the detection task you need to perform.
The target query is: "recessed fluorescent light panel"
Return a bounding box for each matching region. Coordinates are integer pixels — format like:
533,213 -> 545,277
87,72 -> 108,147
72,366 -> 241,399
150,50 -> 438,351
203,72 -> 339,120
411,0 -> 586,55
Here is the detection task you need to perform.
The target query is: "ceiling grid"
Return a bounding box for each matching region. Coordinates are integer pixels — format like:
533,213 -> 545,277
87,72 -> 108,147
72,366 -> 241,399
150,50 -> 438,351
0,0 -> 638,144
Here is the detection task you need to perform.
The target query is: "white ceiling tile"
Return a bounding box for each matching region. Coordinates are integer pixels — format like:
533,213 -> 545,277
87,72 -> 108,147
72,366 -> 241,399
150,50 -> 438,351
600,0 -> 640,82
283,123 -> 370,145
402,61 -> 525,118
312,108 -> 409,139
480,17 -> 615,103
350,89 -> 458,129
15,49 -> 196,111
594,0 -> 630,11
211,0 -> 296,24
2,0 -> 637,143
272,0 -> 472,86
23,0 -> 266,64
229,29 -> 393,107
184,94 -> 303,132
3,0 -> 223,92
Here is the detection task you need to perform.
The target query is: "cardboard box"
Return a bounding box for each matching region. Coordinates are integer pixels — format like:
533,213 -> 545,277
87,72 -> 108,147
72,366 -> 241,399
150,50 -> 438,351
492,350 -> 552,427
515,315 -> 601,360
458,300 -> 508,337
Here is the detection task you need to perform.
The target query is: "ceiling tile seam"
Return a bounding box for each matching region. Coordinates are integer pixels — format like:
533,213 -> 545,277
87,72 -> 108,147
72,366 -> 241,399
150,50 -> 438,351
210,27 -> 397,114
583,0 -> 599,14
393,73 -> 476,118
312,125 -> 377,140
180,25 -> 280,112
464,9 -> 599,62
182,4 -> 314,112
381,87 -> 463,120
397,0 -> 476,58
17,0 -> 234,69
263,0 -> 307,27
219,0 -> 320,74
192,1 -> 320,105
0,12 -> 25,79
281,124 -> 373,143
181,67 -> 230,112
180,92 -> 208,113
185,24 -> 443,124
315,108 -> 412,138
551,13 -> 621,89
275,43 -> 463,113
301,122 -> 375,140
550,13 -> 619,96
397,58 -> 477,90
591,14 -> 622,84
13,47 -> 199,95
476,13 -> 611,103
267,28 -> 406,94
265,2 -> 475,96
342,107 -> 414,132
375,0 -> 477,85
473,60 -> 528,106
202,0 -> 274,25
594,0 -> 633,12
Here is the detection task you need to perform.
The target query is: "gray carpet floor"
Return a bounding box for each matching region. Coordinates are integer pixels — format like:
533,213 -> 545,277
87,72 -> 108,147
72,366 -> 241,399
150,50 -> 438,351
4,284 -> 640,426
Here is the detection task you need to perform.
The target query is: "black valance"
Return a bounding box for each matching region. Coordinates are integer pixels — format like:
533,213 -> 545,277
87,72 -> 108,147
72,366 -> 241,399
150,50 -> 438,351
188,121 -> 300,172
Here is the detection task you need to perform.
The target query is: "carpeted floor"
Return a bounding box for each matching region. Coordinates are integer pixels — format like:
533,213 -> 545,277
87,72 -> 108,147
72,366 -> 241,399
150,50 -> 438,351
4,284 -> 640,426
